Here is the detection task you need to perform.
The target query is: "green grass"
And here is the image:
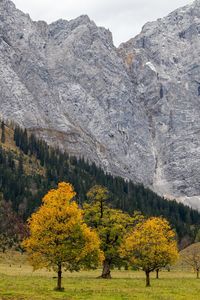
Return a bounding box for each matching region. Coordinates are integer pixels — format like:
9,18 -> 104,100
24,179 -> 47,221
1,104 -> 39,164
1,268 -> 200,300
0,253 -> 199,300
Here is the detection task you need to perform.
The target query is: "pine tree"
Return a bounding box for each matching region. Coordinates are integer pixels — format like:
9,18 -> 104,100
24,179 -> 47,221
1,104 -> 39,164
18,153 -> 24,175
1,121 -> 5,144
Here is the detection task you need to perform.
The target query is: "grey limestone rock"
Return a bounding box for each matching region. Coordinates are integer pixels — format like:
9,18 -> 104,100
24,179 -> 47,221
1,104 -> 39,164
119,0 -> 200,209
0,0 -> 200,208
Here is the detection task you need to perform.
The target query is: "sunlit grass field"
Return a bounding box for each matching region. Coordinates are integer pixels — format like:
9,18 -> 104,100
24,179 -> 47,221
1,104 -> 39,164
0,251 -> 199,300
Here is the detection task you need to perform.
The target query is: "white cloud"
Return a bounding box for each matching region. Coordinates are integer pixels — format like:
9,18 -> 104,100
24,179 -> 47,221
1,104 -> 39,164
12,0 -> 192,46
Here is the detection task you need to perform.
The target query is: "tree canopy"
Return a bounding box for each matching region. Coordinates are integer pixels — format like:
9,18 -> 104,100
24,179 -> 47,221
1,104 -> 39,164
22,182 -> 103,290
120,217 -> 179,286
84,185 -> 142,278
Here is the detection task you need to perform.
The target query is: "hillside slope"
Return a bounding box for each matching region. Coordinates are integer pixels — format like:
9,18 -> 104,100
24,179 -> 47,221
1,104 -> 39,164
0,121 -> 200,244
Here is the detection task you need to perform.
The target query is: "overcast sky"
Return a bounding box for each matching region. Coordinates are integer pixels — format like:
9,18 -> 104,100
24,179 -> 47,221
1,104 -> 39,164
13,0 -> 192,46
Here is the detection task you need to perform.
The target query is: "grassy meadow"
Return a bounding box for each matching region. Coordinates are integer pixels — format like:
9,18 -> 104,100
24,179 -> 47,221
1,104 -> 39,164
0,252 -> 199,300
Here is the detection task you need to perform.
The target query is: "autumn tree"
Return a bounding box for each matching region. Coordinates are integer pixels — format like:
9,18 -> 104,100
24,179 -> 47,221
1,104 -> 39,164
180,243 -> 200,278
22,182 -> 103,291
84,185 -> 141,279
120,217 -> 178,287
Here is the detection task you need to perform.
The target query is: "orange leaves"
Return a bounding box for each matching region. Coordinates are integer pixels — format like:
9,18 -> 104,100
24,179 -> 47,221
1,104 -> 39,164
120,217 -> 179,272
42,182 -> 76,206
22,182 -> 103,272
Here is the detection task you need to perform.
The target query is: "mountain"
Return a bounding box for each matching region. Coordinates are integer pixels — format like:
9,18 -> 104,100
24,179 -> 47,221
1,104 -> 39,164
119,0 -> 200,208
0,0 -> 200,208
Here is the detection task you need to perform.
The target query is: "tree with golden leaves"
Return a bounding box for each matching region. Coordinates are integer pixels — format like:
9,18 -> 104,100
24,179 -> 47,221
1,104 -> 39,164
180,243 -> 200,278
22,182 -> 103,291
120,217 -> 179,287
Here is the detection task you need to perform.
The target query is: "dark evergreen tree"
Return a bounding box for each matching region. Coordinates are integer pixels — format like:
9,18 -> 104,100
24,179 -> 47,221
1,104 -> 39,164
1,121 -> 5,144
18,153 -> 24,175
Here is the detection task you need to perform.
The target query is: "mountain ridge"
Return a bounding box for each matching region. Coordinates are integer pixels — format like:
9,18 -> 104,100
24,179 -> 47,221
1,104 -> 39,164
0,0 -> 200,208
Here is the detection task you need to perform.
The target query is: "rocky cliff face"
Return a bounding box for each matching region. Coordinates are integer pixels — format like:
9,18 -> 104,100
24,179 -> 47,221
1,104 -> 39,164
0,0 -> 200,208
119,0 -> 200,208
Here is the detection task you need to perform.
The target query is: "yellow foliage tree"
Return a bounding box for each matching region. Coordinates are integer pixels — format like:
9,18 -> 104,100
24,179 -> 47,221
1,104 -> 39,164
120,217 -> 179,287
22,182 -> 103,291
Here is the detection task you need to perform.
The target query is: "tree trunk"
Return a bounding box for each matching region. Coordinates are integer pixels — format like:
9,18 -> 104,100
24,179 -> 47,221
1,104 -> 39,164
145,270 -> 150,287
101,260 -> 112,279
156,269 -> 159,279
57,263 -> 62,290
197,269 -> 199,279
